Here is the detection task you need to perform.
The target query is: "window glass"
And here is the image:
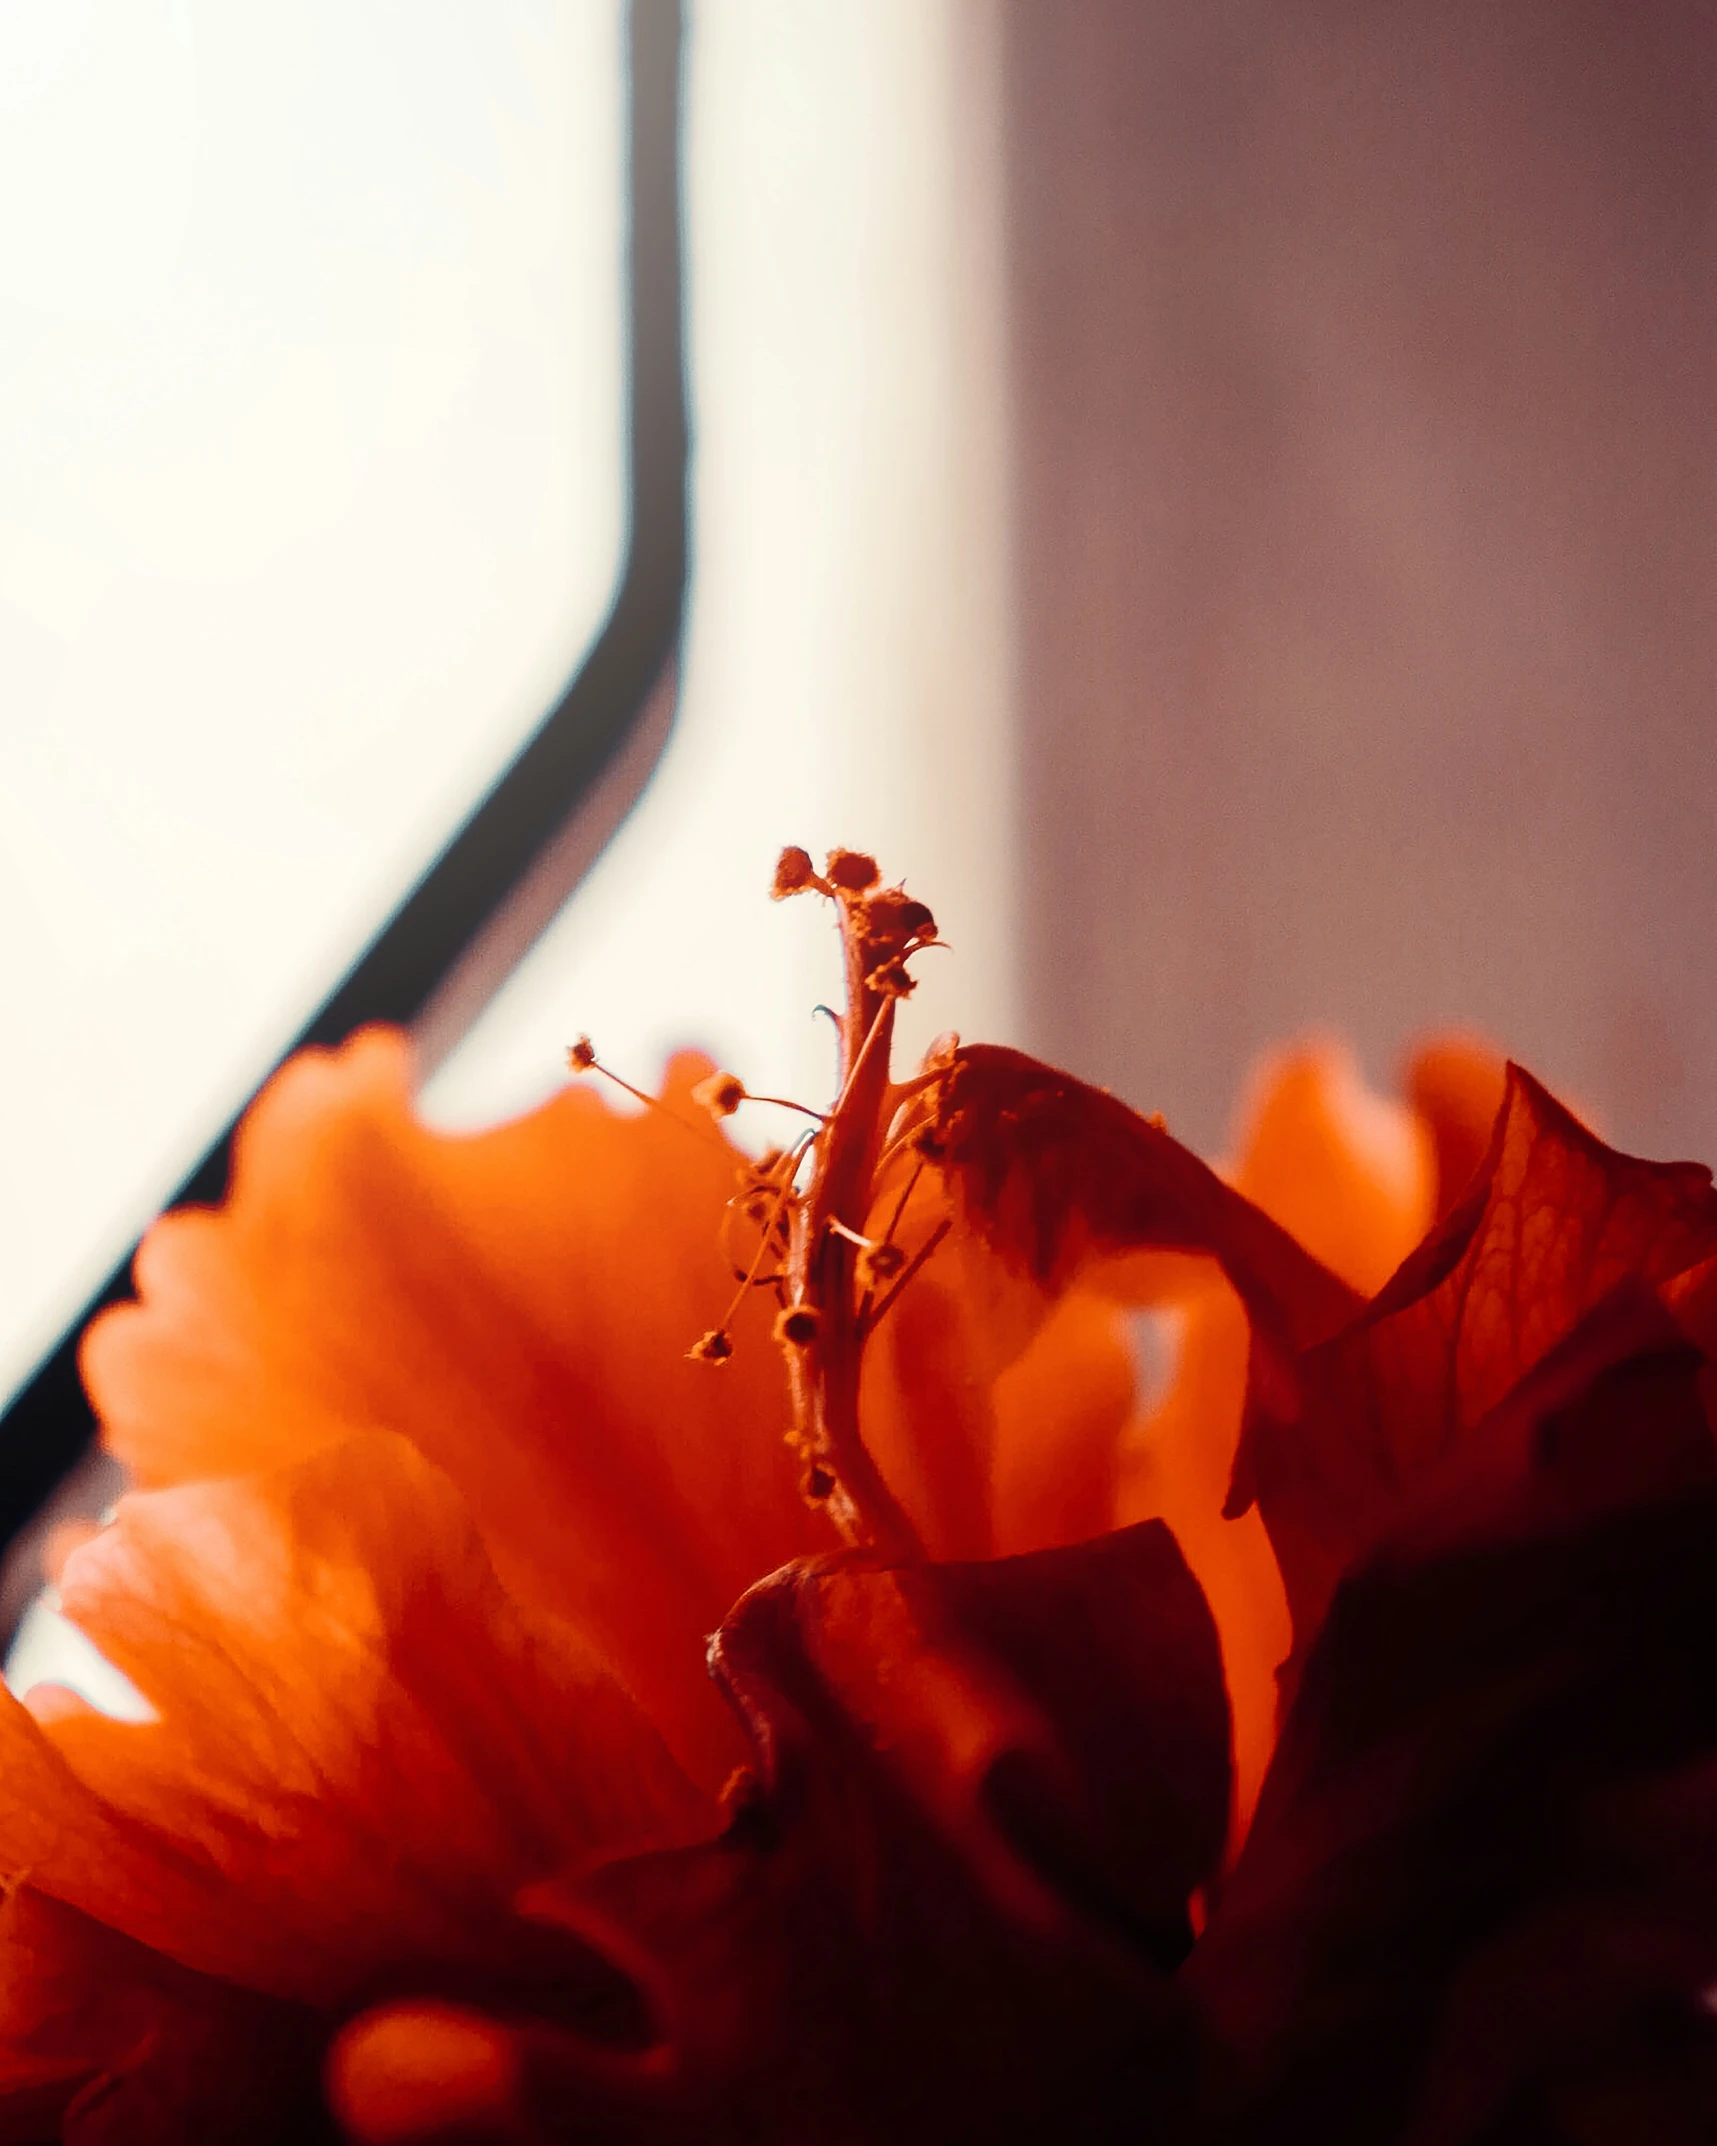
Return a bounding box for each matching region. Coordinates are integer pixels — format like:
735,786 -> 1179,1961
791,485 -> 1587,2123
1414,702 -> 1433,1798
0,0 -> 626,1402
426,0 -> 1016,1142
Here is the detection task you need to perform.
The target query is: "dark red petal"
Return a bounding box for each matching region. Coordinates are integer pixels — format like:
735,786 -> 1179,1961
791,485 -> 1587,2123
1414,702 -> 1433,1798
717,1520 -> 1233,1957
341,1524 -> 1230,2145
0,1888 -> 325,2146
1234,1063 -> 1717,1666
1186,1326 -> 1717,2145
939,1045 -> 1362,1348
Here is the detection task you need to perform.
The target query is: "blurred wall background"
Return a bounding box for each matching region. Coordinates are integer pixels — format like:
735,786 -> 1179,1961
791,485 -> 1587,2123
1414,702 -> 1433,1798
1003,0 -> 1717,1160
429,0 -> 1015,1128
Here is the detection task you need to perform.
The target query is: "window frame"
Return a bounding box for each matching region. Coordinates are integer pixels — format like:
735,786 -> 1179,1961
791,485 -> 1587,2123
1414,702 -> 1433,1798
0,0 -> 688,1547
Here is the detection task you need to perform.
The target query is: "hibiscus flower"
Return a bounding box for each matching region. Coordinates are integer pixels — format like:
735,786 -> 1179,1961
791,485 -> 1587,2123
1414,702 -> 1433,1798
1,850 -> 1712,2145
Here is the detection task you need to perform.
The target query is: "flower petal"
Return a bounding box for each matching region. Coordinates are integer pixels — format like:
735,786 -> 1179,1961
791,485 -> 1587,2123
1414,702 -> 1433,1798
1119,1276 -> 1287,1857
1229,1041 -> 1432,1299
938,1045 -> 1363,1350
81,1030 -> 825,1783
1119,1044 -> 1434,1842
1403,1033 -> 1509,1221
327,2003 -> 520,2146
1187,1324 -> 1717,2144
989,1290 -> 1136,1556
332,1521 -> 1226,2145
859,1043 -> 1366,1566
20,1433 -> 706,2001
857,1238 -> 1005,1563
0,1888 -> 321,2146
1233,1064 -> 1717,1666
722,1522 -> 1232,1950
855,1230 -> 1134,1563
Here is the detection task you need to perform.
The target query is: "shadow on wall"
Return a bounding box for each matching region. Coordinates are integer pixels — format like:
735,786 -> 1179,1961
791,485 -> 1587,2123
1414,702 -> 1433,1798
1004,0 -> 1716,1159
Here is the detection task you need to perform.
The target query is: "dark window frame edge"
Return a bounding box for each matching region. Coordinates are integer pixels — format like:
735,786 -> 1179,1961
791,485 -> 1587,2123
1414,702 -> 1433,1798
0,0 -> 688,1559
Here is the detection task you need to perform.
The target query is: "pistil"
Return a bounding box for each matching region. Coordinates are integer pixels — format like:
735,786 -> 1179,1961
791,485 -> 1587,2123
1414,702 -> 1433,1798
766,848 -> 949,1561
590,847 -> 950,1560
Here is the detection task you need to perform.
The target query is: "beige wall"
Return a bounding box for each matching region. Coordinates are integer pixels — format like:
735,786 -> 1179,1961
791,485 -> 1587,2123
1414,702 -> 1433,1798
1003,0 -> 1717,1159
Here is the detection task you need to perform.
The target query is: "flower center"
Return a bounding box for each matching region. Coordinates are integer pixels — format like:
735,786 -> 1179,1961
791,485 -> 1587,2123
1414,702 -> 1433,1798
761,847 -> 950,1561
570,849 -> 951,1561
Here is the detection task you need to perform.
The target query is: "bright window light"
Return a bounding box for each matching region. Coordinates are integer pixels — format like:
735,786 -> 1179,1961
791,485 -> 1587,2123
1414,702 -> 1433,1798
0,0 -> 626,1404
428,0 -> 1015,1133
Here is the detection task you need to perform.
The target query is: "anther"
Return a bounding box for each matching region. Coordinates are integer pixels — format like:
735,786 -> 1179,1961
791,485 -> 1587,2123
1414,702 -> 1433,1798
868,958 -> 915,999
858,1240 -> 907,1288
825,848 -> 880,893
689,1329 -> 734,1364
566,1035 -> 597,1073
692,1070 -> 747,1119
865,889 -> 936,942
774,1304 -> 821,1348
863,1217 -> 952,1334
771,846 -> 818,899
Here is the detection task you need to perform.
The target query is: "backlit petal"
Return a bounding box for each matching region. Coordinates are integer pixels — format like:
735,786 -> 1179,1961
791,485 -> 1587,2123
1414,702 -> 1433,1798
1403,1033 -> 1509,1221
25,1434 -> 707,2001
938,1044 -> 1363,1351
859,1043 -> 1367,1568
1234,1064 -> 1717,1670
1118,1044 -> 1433,1838
82,1030 -> 825,1783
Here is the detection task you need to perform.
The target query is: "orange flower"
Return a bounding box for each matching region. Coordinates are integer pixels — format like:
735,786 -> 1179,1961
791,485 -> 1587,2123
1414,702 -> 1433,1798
0,853 -> 1712,2144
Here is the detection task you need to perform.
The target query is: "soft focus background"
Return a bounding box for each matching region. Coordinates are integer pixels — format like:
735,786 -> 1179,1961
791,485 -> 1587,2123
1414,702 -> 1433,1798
0,0 -> 629,1406
3,0 -> 1715,1421
441,0 -> 1717,1163
1003,0 -> 1717,1161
